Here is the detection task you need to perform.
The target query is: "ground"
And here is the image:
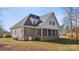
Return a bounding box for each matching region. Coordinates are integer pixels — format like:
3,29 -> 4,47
0,38 -> 79,51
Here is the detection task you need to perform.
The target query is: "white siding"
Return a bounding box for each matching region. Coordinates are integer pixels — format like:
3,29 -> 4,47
11,28 -> 23,39
41,14 -> 59,30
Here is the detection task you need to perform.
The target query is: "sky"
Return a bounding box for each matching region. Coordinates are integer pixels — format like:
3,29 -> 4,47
0,7 -> 65,31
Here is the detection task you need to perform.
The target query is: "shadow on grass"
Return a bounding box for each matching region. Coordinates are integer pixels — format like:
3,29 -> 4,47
39,38 -> 79,45
15,38 -> 79,45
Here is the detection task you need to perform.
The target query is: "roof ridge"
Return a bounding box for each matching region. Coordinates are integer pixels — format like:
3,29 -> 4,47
40,12 -> 54,17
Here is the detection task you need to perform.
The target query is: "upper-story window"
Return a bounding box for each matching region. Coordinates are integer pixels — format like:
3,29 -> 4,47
49,21 -> 55,25
15,30 -> 16,35
30,17 -> 39,25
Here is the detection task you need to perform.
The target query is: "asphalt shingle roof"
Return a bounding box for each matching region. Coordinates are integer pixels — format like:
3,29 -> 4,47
10,16 -> 28,29
10,12 -> 59,29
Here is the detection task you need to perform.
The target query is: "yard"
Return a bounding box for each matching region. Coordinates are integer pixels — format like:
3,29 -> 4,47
0,38 -> 79,51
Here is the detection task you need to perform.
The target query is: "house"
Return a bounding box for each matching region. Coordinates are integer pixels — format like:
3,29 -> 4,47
10,12 -> 59,40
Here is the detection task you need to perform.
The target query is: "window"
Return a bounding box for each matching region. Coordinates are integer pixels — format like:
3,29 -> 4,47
49,21 -> 55,25
30,17 -> 39,25
52,30 -> 55,36
48,29 -> 51,36
43,29 -> 47,36
31,19 -> 35,24
38,29 -> 41,36
52,21 -> 55,25
15,30 -> 16,35
55,30 -> 58,36
49,21 -> 51,24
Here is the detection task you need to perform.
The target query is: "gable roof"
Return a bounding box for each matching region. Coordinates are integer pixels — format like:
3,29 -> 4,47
52,12 -> 60,27
10,16 -> 28,29
10,12 -> 59,29
39,12 -> 59,27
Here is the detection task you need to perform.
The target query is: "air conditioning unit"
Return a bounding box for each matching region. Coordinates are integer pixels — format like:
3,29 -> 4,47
28,36 -> 32,41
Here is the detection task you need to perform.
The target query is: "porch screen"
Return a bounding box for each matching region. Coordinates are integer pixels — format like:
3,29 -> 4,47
48,29 -> 51,36
43,29 -> 47,36
52,30 -> 55,36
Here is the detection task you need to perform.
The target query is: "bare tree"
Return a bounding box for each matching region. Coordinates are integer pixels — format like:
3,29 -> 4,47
0,20 -> 4,37
62,7 -> 79,40
72,8 -> 79,40
0,7 -> 10,37
62,7 -> 74,38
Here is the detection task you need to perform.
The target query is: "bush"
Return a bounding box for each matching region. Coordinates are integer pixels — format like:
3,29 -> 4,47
3,33 -> 12,38
13,37 -> 18,40
32,36 -> 40,41
0,35 -> 3,38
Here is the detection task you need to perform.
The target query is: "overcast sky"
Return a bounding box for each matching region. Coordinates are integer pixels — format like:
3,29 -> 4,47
0,7 -> 65,31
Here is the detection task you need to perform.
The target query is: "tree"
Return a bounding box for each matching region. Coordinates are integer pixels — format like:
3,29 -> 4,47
0,21 -> 4,37
62,7 -> 79,40
72,8 -> 79,40
0,7 -> 10,37
62,7 -> 74,38
60,24 -> 65,35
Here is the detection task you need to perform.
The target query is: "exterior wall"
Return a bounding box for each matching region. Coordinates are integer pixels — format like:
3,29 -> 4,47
11,27 -> 24,40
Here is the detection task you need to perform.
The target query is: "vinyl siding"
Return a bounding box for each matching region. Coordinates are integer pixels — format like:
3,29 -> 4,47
11,28 -> 23,39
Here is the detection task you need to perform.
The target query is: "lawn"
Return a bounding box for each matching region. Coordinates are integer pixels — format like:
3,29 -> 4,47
0,38 -> 79,51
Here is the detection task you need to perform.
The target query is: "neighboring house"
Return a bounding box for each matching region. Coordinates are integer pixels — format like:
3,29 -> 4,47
10,12 -> 59,40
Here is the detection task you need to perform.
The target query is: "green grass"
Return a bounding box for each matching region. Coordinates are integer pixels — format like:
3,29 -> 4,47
0,38 -> 79,51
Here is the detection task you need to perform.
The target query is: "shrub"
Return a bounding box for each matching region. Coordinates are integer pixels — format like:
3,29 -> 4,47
32,36 -> 40,41
0,35 -> 3,38
13,37 -> 18,40
3,33 -> 12,38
